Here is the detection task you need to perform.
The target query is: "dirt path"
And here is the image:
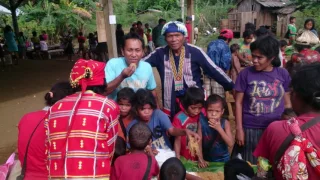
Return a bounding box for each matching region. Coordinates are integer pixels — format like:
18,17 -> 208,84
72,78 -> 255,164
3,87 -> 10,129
0,59 -> 74,163
0,58 -> 163,163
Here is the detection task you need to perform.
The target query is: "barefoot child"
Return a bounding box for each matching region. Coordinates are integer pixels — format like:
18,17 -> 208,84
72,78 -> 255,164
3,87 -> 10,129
111,122 -> 159,180
201,94 -> 233,162
172,87 -> 208,168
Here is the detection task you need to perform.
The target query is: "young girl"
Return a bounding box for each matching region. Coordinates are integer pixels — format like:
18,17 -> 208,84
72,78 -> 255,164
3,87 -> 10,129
235,35 -> 292,164
172,87 -> 207,168
238,30 -> 254,67
230,44 -> 241,83
126,89 -> 199,150
201,94 -> 233,162
117,87 -> 135,142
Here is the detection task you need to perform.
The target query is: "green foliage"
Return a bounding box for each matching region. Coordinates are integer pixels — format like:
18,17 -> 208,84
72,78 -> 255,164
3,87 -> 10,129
292,1 -> 320,31
17,0 -> 96,43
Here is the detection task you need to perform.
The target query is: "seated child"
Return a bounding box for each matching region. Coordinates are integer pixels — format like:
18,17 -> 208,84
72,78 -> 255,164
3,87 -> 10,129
172,87 -> 207,168
111,122 -> 159,180
224,158 -> 255,180
201,94 -> 233,162
117,87 -> 135,142
238,30 -> 254,67
160,157 -> 186,180
40,35 -> 48,59
280,40 -> 288,67
160,157 -> 202,180
230,44 -> 241,83
126,89 -> 200,150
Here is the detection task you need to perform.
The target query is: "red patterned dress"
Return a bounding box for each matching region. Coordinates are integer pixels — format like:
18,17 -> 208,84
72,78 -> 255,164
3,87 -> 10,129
45,91 -> 119,179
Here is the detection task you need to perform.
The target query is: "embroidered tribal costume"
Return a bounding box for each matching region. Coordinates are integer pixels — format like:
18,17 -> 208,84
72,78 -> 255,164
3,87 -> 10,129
45,59 -> 119,179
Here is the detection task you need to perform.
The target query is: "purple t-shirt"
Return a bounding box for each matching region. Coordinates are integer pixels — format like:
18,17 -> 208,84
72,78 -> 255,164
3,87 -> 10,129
235,67 -> 291,128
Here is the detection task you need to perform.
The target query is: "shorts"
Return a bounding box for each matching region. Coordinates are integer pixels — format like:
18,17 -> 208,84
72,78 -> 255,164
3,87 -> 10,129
203,75 -> 225,98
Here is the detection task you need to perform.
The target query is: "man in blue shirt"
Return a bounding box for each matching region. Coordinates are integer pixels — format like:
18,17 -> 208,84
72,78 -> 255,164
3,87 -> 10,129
205,29 -> 233,98
105,33 -> 158,103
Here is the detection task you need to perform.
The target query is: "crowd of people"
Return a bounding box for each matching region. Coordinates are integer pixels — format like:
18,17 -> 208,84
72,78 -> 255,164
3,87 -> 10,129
2,15 -> 319,180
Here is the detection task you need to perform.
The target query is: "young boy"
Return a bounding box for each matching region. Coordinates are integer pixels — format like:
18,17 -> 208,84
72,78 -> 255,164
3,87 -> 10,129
238,30 -> 254,67
201,94 -> 233,162
287,16 -> 297,45
230,44 -> 241,83
117,87 -> 135,141
111,122 -> 159,180
280,40 -> 288,67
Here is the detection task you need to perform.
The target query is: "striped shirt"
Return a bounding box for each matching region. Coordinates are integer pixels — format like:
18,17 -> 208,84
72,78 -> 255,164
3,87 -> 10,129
45,91 -> 119,179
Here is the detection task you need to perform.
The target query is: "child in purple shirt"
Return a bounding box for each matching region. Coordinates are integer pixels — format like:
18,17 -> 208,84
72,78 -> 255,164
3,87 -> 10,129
234,35 -> 292,164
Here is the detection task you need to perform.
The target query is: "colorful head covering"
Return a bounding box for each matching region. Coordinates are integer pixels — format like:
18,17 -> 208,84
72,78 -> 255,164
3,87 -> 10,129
70,59 -> 106,92
161,21 -> 188,37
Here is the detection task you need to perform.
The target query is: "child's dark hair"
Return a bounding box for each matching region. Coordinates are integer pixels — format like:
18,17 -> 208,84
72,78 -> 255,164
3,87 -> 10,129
160,157 -> 186,180
32,31 -> 37,37
224,159 -> 255,180
137,21 -> 142,26
243,30 -> 254,38
291,62 -> 320,110
279,40 -> 288,48
129,122 -> 152,150
39,35 -> 45,41
315,46 -> 320,54
181,87 -> 205,110
117,87 -> 135,103
112,137 -> 126,165
133,89 -> 157,110
290,16 -> 296,22
245,22 -> 256,32
304,19 -> 315,30
123,32 -> 145,49
44,82 -> 75,106
205,94 -> 226,109
250,35 -> 281,67
294,43 -> 311,52
282,108 -> 296,118
78,32 -> 83,36
230,44 -> 240,53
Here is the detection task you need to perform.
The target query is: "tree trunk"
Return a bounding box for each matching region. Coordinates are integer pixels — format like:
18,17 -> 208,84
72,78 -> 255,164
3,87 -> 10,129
11,8 -> 19,35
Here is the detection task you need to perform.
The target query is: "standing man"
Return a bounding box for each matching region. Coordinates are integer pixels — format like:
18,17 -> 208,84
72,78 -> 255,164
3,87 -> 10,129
206,29 -> 234,98
45,59 -> 119,179
105,33 -> 158,103
185,16 -> 192,43
152,19 -> 167,48
144,21 -> 234,118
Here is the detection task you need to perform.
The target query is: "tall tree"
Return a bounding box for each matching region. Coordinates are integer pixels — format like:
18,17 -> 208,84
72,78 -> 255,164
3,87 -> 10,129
0,0 -> 27,34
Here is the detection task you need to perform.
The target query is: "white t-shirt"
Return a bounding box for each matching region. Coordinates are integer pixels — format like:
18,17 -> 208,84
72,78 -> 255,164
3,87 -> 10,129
40,41 -> 48,51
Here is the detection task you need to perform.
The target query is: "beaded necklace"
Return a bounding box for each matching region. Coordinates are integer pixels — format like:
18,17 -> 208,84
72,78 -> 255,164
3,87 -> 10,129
169,46 -> 185,91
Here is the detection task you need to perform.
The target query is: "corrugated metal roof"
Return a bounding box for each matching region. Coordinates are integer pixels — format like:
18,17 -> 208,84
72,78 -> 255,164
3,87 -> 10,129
273,5 -> 296,14
255,0 -> 292,7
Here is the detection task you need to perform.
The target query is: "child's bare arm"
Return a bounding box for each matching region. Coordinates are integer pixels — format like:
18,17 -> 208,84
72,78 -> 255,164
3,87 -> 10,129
174,136 -> 181,159
196,122 -> 208,168
208,120 -> 234,148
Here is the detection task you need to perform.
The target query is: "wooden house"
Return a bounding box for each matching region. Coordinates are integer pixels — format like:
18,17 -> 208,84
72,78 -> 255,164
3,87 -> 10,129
228,0 -> 296,37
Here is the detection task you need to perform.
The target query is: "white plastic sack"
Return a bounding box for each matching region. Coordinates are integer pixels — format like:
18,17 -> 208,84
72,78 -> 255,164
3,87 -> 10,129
154,149 -> 176,168
296,30 -> 320,45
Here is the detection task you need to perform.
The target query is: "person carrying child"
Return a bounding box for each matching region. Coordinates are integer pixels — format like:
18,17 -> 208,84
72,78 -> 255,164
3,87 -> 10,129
111,122 -> 159,180
201,94 -> 233,162
173,87 -> 208,168
126,89 -> 200,150
230,44 -> 241,83
238,30 -> 254,67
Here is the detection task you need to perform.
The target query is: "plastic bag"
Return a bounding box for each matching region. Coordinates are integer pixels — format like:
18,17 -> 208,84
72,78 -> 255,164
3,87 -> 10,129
296,30 -> 320,45
0,153 -> 15,180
